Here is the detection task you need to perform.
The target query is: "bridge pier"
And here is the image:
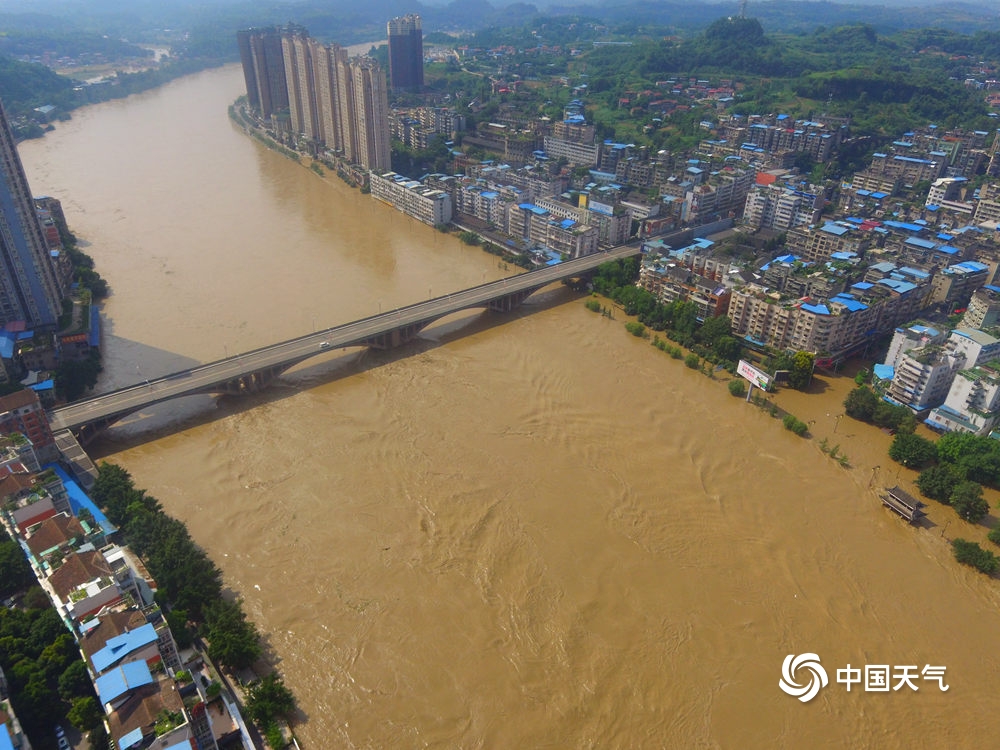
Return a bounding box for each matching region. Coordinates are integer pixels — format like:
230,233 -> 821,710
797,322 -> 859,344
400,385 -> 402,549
365,322 -> 427,350
487,289 -> 533,313
215,366 -> 285,396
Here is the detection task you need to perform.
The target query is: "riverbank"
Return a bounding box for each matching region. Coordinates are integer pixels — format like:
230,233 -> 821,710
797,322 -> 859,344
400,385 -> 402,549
593,293 -> 1000,569
20,64 -> 1000,748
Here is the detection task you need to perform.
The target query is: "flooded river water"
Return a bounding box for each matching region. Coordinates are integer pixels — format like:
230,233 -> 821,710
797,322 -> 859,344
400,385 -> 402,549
17,64 -> 1000,748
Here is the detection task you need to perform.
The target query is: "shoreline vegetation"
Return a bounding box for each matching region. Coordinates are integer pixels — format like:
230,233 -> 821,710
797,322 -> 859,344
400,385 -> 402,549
90,463 -> 301,747
588,258 -> 1000,579
6,55 -> 231,142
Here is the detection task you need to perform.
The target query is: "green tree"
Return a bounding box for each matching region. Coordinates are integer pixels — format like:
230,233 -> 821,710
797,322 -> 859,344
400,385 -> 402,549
788,351 -> 815,390
844,386 -> 879,421
936,432 -> 1000,486
728,378 -> 746,397
67,695 -> 103,732
58,660 -> 93,701
54,351 -> 102,401
888,432 -> 937,469
264,723 -> 286,749
165,609 -> 194,649
625,321 -> 646,337
203,598 -> 262,671
988,526 -> 1000,546
714,335 -> 742,363
952,538 -> 999,575
917,464 -> 960,503
0,536 -> 34,598
245,672 -> 297,726
782,414 -> 808,436
696,314 -> 730,346
950,480 -> 989,523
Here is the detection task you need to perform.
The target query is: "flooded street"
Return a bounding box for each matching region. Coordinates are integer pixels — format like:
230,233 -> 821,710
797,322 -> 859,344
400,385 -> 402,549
17,64 -> 1000,748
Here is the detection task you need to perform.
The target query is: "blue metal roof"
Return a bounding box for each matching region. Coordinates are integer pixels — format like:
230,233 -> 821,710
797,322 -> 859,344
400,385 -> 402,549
953,261 -> 988,273
878,278 -> 917,294
873,364 -> 895,381
852,282 -> 874,290
0,724 -> 16,750
91,622 -> 158,673
44,463 -> 116,536
800,303 -> 830,315
0,332 -> 15,359
883,220 -> 925,233
95,660 -> 153,704
832,294 -> 867,312
905,237 -> 936,250
118,727 -> 145,749
820,223 -> 849,236
893,155 -> 935,165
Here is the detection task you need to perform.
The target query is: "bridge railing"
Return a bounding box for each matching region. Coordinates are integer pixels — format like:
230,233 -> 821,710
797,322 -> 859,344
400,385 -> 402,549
55,245 -> 642,414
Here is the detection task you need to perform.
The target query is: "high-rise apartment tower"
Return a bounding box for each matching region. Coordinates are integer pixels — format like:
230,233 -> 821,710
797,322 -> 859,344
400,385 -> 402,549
237,27 -> 290,119
0,99 -> 64,329
387,15 -> 424,91
237,27 -> 390,171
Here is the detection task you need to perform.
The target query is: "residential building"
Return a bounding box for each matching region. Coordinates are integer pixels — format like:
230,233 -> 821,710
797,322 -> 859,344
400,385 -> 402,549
742,183 -> 824,231
639,254 -> 732,319
0,99 -> 65,329
929,260 -> 990,307
786,222 -> 869,264
975,182 -> 1000,227
349,57 -> 391,172
387,14 -> 424,91
926,362 -> 1000,434
312,42 -> 350,153
963,285 -> 1000,329
0,390 -> 54,458
542,136 -> 600,167
0,704 -> 31,750
884,323 -> 946,369
887,343 -> 963,411
281,27 -> 320,143
370,172 -> 452,226
885,327 -> 1000,412
533,195 -> 630,248
236,27 -> 289,120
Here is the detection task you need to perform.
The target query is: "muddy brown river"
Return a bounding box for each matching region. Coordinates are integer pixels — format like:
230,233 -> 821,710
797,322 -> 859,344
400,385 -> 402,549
17,64 -> 1000,748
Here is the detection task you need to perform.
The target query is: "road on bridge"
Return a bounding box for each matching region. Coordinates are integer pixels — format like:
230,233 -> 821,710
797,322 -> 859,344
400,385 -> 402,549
49,245 -> 640,433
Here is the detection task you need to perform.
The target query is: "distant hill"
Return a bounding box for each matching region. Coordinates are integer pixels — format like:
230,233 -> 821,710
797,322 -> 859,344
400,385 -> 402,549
1,0 -> 997,40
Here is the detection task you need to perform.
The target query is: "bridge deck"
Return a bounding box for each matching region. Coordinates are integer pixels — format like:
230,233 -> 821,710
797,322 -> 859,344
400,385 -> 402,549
50,245 -> 640,433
